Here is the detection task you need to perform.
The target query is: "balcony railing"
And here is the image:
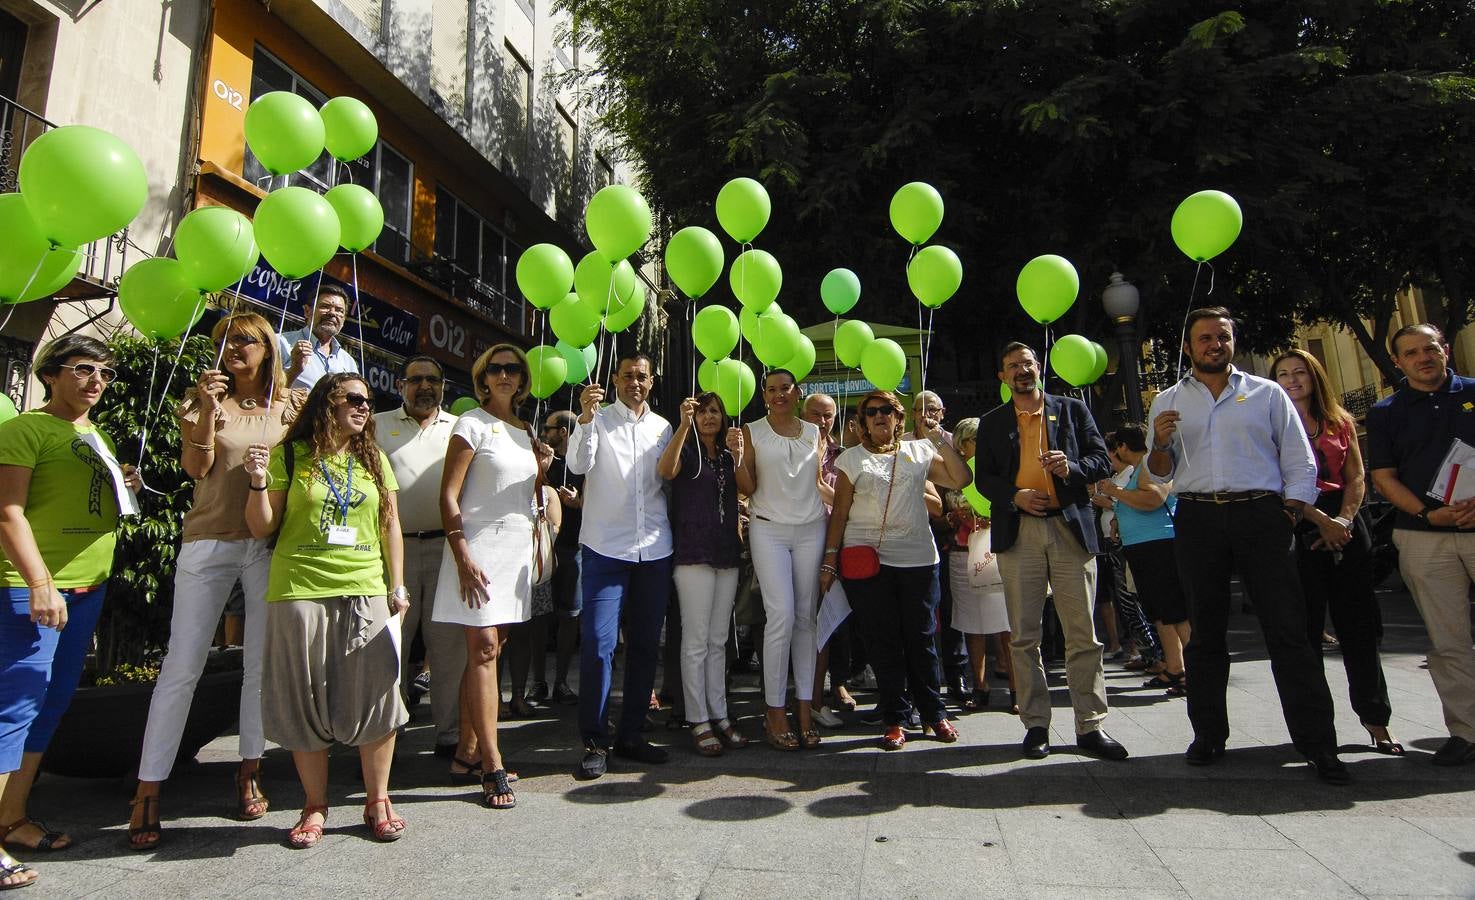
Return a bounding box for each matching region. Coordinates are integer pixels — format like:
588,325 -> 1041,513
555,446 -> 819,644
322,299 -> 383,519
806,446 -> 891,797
1343,384 -> 1379,419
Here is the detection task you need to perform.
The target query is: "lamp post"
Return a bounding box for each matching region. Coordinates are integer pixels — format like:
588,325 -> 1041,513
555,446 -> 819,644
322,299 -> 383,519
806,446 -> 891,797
1102,272 -> 1143,422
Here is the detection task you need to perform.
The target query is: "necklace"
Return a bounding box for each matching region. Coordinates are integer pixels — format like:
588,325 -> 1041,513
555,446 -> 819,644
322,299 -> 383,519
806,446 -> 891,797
238,398 -> 258,410
712,448 -> 728,524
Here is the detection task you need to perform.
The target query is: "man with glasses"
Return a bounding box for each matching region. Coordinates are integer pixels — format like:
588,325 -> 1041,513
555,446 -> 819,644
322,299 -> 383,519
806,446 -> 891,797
279,284 -> 358,390
373,356 -> 464,758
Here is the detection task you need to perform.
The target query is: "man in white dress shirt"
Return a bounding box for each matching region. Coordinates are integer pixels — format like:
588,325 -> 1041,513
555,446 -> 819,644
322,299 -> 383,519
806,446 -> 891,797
373,356 -> 465,756
567,353 -> 673,779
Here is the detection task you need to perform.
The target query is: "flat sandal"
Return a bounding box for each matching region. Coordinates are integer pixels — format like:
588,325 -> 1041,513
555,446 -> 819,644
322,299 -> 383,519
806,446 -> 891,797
714,718 -> 749,748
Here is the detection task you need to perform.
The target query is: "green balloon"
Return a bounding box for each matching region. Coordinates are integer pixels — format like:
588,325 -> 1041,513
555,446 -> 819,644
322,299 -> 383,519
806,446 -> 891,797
320,96 -> 378,163
1171,190 -> 1243,263
714,357 -> 756,417
244,91 -> 326,176
889,182 -> 944,245
1088,342 -> 1109,385
907,245 -> 963,308
1049,334 -> 1097,387
962,457 -> 990,516
821,268 -> 861,315
325,183 -> 383,253
729,248 -> 782,312
550,293 -> 601,346
0,393 -> 16,425
450,396 -> 478,415
740,302 -> 782,343
1016,254 -> 1079,325
665,226 -> 724,299
753,313 -> 800,368
693,304 -> 739,359
527,344 -> 569,399
173,206 -> 257,292
584,184 -> 651,262
574,251 -> 638,314
604,289 -> 645,333
517,243 -> 575,311
715,177 -> 770,244
833,319 -> 874,368
697,357 -> 720,393
999,383 -> 1012,405
556,339 -> 597,383
19,125 -> 148,247
118,258 -> 205,339
0,194 -> 81,303
254,186 -> 340,278
787,335 -> 816,382
860,338 -> 906,391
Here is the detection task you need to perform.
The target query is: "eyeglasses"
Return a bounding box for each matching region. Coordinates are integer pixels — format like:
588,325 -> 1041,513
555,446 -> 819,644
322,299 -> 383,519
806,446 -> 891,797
403,375 -> 444,385
484,362 -> 524,377
59,363 -> 117,384
862,404 -> 898,418
222,334 -> 260,349
541,423 -> 565,432
339,393 -> 373,408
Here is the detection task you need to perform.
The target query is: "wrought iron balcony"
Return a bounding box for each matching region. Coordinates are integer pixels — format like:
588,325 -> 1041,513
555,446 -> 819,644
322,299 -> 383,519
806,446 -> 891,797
1342,384 -> 1379,419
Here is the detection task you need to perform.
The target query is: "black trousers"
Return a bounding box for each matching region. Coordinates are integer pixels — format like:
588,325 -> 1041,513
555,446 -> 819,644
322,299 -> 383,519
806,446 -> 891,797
846,563 -> 946,725
1174,496 -> 1337,754
935,563 -> 969,685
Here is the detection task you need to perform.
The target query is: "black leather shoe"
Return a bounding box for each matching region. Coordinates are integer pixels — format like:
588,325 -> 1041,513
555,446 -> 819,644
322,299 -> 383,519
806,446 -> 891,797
1021,726 -> 1050,760
1433,736 -> 1475,767
1305,750 -> 1351,785
613,739 -> 670,765
1076,729 -> 1129,760
577,741 -> 608,780
859,706 -> 884,726
1184,739 -> 1225,766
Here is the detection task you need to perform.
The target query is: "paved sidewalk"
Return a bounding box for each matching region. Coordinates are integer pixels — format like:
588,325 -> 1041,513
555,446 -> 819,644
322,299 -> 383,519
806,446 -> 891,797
19,581 -> 1475,898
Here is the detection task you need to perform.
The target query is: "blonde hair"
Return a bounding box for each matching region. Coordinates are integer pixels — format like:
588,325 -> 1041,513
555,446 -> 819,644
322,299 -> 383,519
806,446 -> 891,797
953,416 -> 979,449
471,343 -> 531,406
210,311 -> 288,398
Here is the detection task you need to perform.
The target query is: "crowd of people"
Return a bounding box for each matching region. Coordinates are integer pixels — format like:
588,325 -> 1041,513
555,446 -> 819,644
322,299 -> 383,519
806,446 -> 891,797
0,291 -> 1472,889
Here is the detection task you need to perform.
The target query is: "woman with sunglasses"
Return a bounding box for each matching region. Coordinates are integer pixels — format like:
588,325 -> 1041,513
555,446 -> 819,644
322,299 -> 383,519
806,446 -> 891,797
729,369 -> 828,750
819,391 -> 971,750
0,336 -> 139,889
127,313 -> 305,850
432,345 -> 558,809
244,372 -> 409,848
1273,348 -> 1401,754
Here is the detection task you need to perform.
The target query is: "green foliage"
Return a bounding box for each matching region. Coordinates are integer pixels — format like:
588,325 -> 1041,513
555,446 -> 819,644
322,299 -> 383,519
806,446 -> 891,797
88,333 -> 215,680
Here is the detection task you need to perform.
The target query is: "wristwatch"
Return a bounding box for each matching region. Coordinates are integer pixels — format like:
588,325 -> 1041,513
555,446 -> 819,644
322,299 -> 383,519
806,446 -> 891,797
1415,508 -> 1431,525
390,585 -> 409,602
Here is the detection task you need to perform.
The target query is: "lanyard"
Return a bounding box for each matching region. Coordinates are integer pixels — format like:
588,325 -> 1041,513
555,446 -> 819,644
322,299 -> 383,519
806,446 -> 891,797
319,457 -> 354,526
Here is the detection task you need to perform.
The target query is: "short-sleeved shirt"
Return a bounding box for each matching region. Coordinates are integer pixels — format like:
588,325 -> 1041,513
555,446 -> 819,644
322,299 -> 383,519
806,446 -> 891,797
1115,465 -> 1176,547
836,439 -> 939,568
265,441 -> 399,600
179,390 -> 306,542
277,327 -> 358,391
373,406 -> 456,534
0,411 -> 121,587
1367,370 -> 1475,530
670,439 -> 740,568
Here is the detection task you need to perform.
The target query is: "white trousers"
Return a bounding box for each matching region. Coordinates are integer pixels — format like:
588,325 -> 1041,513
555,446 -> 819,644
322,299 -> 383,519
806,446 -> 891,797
673,564 -> 739,723
138,539 -> 270,782
749,518 -> 827,707
400,535 -> 466,745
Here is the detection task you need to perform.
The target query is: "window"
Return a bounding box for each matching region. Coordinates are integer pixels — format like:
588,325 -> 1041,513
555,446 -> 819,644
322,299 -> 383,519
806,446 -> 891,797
556,103 -> 576,194
503,41 -> 532,162
594,153 -> 613,192
433,187 -> 527,334
244,48 -> 334,190
371,143 -> 413,264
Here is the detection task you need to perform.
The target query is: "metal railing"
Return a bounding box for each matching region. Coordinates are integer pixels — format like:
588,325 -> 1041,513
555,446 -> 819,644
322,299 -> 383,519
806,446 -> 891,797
1343,384 -> 1379,419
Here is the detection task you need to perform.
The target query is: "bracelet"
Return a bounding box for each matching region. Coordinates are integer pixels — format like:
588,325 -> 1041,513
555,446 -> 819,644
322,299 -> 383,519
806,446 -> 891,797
247,483 -> 268,492
819,564 -> 838,576
26,576 -> 52,589
1152,441 -> 1172,453
188,439 -> 215,451
824,546 -> 840,553
447,529 -> 465,538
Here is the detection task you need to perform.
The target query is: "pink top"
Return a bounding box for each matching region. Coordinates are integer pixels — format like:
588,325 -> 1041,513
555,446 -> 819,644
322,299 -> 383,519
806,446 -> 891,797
1312,424 -> 1351,492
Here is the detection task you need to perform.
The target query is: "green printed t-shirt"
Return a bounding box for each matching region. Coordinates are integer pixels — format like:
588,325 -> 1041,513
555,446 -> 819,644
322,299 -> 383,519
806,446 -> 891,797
0,410 -> 120,588
266,442 -> 399,601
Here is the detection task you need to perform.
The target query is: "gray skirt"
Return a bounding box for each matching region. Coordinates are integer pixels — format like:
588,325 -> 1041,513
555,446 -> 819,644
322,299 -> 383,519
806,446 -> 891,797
263,595 -> 408,751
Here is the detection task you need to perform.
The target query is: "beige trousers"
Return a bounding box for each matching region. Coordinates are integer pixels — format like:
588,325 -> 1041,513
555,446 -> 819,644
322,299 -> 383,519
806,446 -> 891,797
1393,528 -> 1475,740
400,535 -> 466,745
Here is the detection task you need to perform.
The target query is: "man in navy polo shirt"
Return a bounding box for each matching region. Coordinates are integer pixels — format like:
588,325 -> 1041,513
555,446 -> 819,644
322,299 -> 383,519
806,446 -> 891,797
1367,323 -> 1475,766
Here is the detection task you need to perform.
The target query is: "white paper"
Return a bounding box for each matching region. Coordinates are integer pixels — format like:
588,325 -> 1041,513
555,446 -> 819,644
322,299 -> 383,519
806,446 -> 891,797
1428,437 -> 1475,505
325,524 -> 358,546
78,431 -> 140,516
386,610 -> 403,674
817,582 -> 851,649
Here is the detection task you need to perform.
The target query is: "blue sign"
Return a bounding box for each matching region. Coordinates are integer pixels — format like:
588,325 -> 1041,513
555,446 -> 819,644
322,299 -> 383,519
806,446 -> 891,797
802,374 -> 913,396
234,258 -> 419,357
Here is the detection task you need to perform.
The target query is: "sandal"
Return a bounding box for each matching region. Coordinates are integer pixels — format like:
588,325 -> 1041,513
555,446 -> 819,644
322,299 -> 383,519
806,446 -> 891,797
126,799 -> 160,851
1143,671 -> 1181,689
481,770 -> 517,809
449,755 -> 483,785
714,718 -> 749,749
362,797 -> 406,841
965,688 -> 990,711
925,719 -> 960,743
801,727 -> 821,750
763,724 -> 800,752
1164,671 -> 1187,698
1009,690 -> 1020,716
0,819 -> 70,854
235,763 -> 269,821
288,805 -> 328,850
0,855 -> 35,891
879,725 -> 907,751
1365,724 -> 1405,756
692,723 -> 723,757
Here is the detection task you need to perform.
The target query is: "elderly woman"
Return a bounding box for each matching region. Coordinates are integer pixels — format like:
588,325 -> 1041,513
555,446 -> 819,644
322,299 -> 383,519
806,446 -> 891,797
244,372 -> 408,848
128,313 -> 306,850
433,344 -> 559,809
0,336 -> 139,889
819,390 -> 971,750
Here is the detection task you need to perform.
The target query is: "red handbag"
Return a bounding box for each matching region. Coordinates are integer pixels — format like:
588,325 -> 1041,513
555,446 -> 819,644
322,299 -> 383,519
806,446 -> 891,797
838,449 -> 897,581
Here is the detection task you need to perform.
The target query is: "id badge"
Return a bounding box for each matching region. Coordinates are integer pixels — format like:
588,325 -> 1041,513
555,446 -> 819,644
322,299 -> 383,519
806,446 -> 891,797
326,524 -> 358,546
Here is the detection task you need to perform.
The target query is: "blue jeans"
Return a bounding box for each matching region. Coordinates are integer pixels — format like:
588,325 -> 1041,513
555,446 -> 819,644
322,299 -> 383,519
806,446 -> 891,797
578,548 -> 671,746
0,584 -> 107,772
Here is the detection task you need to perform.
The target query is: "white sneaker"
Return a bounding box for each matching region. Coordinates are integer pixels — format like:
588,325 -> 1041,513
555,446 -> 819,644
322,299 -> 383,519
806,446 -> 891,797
812,705 -> 844,728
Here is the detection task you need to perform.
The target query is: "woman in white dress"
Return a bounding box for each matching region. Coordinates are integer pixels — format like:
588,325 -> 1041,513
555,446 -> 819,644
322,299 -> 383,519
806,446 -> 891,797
433,344 -> 559,810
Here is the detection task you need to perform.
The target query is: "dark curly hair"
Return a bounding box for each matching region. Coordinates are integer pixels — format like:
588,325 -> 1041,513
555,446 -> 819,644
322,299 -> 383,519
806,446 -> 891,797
279,372 -> 392,535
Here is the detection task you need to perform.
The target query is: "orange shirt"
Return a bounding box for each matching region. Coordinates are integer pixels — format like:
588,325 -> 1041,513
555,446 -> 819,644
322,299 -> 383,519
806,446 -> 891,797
1014,405 -> 1059,506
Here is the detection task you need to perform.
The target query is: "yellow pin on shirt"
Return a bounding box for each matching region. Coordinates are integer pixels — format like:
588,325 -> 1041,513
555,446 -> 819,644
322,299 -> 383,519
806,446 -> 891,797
1236,395 -> 1247,402
1464,402 -> 1473,412
1048,415 -> 1057,421
389,431 -> 400,436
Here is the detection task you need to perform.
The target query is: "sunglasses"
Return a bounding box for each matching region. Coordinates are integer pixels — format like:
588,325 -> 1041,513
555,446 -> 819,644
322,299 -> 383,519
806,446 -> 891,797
339,393 -> 373,408
222,334 -> 261,349
59,363 -> 118,384
862,404 -> 898,418
484,362 -> 525,377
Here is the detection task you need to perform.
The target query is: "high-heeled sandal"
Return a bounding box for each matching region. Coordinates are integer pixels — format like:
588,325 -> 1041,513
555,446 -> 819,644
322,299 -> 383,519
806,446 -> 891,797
925,719 -> 959,742
800,727 -> 821,749
362,797 -> 406,841
481,770 -> 517,809
763,721 -> 800,752
1163,671 -> 1187,698
235,763 -> 269,821
692,723 -> 724,757
126,798 -> 160,851
714,718 -> 749,748
287,805 -> 327,850
879,725 -> 906,751
1364,724 -> 1405,756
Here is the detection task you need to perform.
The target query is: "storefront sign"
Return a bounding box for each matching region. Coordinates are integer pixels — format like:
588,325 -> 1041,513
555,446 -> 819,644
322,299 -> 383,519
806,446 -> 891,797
802,374 -> 914,396
234,258 -> 419,357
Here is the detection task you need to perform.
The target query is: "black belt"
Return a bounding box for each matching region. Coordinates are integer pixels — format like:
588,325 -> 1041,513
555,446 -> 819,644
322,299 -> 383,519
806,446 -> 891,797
403,529 -> 446,539
1039,507 -> 1064,517
1178,490 -> 1277,504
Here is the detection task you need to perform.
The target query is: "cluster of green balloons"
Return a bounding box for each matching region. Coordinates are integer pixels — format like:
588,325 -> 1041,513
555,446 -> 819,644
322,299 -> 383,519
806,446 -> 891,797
1171,190 -> 1242,263
245,92 -> 379,175
123,203 -> 262,339
833,319 -> 907,392
889,183 -> 963,310
696,356 -> 757,417
1049,333 -> 1109,388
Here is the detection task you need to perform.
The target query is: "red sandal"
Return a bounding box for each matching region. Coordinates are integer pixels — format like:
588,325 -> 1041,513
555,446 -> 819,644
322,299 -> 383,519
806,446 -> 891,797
287,805 -> 327,850
362,797 -> 406,842
879,725 -> 907,751
925,719 -> 959,743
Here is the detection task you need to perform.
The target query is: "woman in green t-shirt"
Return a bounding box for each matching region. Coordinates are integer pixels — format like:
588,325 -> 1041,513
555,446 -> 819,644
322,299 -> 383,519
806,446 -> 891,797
0,335 -> 138,891
243,372 -> 408,850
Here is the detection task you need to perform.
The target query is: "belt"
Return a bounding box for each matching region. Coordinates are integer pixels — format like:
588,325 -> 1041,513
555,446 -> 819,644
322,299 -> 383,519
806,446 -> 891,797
403,529 -> 446,539
1039,507 -> 1064,517
1178,490 -> 1278,504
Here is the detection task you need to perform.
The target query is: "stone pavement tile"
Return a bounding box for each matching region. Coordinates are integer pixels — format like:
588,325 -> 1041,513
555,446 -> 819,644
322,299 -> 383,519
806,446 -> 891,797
860,802 -> 1002,842
25,858 -> 131,898
995,811 -> 1180,891
1406,816 -> 1475,850
719,812 -> 869,875
698,864 -> 861,899
1267,814 -> 1475,896
1155,847 -> 1359,898
1128,814 -> 1297,850
858,835 -> 1019,897
1022,884 -> 1189,899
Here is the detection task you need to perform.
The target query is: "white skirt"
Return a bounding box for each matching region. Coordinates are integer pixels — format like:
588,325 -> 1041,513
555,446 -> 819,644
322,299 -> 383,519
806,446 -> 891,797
949,553 -> 1010,635
431,516 -> 534,628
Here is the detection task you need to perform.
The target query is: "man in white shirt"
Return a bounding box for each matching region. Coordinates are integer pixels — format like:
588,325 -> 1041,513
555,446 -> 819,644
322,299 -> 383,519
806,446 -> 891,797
373,355 -> 464,757
567,353 -> 673,779
278,284 -> 358,390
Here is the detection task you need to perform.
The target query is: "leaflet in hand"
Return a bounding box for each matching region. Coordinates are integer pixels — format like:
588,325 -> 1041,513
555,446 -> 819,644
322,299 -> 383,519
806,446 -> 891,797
1428,437 -> 1475,505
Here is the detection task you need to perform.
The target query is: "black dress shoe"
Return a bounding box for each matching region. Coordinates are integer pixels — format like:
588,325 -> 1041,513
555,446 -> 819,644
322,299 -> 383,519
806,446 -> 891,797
1021,726 -> 1050,759
1433,736 -> 1475,766
859,706 -> 884,726
613,739 -> 670,765
577,741 -> 608,780
1305,750 -> 1351,785
1076,729 -> 1129,760
1184,739 -> 1225,766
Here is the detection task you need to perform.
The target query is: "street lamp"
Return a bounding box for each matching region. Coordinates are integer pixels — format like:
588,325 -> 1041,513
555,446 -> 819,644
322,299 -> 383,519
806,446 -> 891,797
1101,272 -> 1143,422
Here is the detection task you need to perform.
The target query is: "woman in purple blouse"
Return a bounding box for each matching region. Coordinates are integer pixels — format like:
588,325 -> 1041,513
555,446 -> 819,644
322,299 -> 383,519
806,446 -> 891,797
658,392 -> 747,757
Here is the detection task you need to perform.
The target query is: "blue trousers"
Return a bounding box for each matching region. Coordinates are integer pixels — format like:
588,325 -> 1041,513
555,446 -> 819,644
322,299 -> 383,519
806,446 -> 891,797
0,584 -> 107,772
578,548 -> 671,746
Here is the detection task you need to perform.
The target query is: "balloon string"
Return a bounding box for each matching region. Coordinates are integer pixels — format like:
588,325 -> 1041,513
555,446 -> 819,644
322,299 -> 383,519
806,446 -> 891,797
1175,262 -> 1205,386
834,312 -> 848,439
135,342 -> 163,468
736,241 -> 750,383
923,307 -> 935,395
906,244 -> 921,396
688,299 -> 696,397
596,265 -> 618,390
350,253 -> 366,375
11,247 -> 58,308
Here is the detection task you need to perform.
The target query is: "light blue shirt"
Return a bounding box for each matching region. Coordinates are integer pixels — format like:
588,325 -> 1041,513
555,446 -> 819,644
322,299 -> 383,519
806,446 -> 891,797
1146,366 -> 1318,504
1116,465 -> 1176,546
278,327 -> 358,391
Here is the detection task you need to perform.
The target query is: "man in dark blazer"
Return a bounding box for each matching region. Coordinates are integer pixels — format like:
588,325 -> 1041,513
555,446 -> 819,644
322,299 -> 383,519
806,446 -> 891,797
975,342 -> 1126,761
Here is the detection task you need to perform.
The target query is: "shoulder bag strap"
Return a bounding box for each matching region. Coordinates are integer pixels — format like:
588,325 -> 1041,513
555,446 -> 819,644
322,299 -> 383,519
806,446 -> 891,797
875,448 -> 900,546
524,424 -> 547,519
